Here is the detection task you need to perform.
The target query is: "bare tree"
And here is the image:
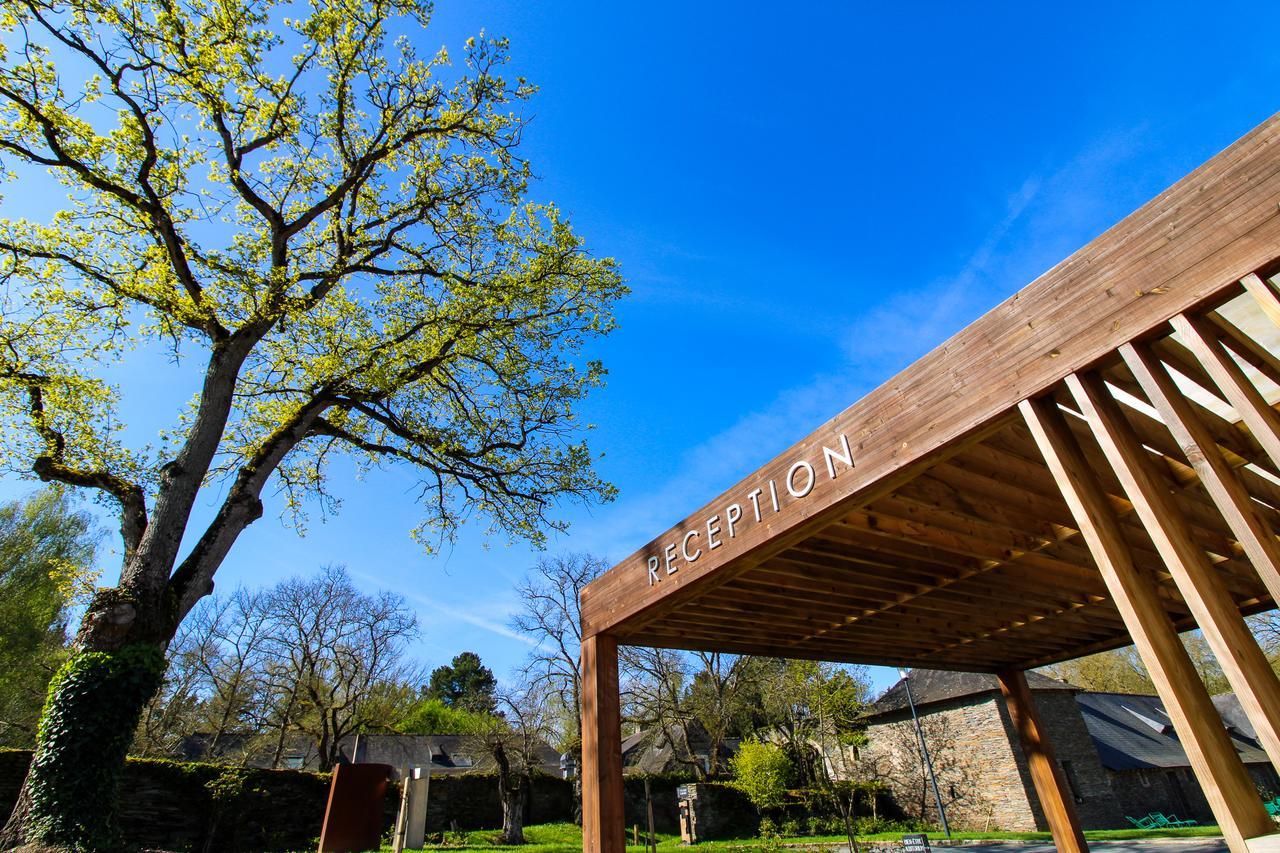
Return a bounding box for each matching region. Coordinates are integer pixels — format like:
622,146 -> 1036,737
262,566 -> 419,768
470,683 -> 556,845
621,647 -> 707,777
510,552 -> 606,817
133,613 -> 207,758
858,714 -> 981,829
193,589 -> 273,758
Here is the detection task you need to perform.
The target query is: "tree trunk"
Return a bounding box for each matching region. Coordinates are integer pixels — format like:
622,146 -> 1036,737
0,590 -> 167,853
493,743 -> 525,846
498,775 -> 527,846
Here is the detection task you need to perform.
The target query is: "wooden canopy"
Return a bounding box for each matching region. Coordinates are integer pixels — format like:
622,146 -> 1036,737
581,118 -> 1280,673
579,112 -> 1280,853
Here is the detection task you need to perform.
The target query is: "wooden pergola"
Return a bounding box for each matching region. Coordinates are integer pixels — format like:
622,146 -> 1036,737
578,112 -> 1280,853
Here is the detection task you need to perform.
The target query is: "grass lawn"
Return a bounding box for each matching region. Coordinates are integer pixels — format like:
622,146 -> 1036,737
391,821 -> 1224,851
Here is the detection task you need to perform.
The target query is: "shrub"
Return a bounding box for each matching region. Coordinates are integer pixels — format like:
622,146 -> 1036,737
730,740 -> 792,812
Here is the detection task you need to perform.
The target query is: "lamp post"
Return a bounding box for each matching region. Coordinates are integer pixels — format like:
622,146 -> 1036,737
899,669 -> 950,838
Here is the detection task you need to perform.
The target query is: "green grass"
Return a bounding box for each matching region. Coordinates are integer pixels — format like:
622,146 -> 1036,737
390,821 -> 1224,851
390,821 -> 683,852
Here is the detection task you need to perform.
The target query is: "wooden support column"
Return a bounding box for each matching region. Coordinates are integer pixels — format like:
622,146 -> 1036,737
581,633 -> 624,853
1019,395 -> 1274,853
1171,311 -> 1280,468
1068,367 -> 1280,783
996,669 -> 1088,853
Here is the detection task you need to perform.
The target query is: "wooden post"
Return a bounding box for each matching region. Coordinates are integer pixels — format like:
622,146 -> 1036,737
582,633 -> 624,853
996,669 -> 1088,853
1069,367 -> 1280,776
1019,395 -> 1275,853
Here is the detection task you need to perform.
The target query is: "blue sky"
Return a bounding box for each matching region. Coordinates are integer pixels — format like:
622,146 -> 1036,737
5,1 -> 1280,697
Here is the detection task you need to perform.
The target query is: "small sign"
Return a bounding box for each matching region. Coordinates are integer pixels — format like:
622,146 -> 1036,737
902,834 -> 930,852
676,785 -> 693,801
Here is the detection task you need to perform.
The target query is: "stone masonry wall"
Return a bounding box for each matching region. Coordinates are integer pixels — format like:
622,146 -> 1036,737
863,689 -> 1124,832
999,690 -> 1124,830
863,694 -> 1038,831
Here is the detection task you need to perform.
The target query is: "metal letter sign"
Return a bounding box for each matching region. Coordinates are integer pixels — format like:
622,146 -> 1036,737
902,834 -> 931,852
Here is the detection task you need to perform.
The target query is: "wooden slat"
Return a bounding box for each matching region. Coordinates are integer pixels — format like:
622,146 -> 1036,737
1121,341 -> 1280,602
1068,369 -> 1280,778
1020,393 -> 1273,853
1208,310 -> 1280,389
628,627 -> 1007,671
997,670 -> 1088,853
1105,343 -> 1279,478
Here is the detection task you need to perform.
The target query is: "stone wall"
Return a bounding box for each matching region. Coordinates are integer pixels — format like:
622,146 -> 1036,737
0,750 -> 580,851
421,773 -> 574,832
682,782 -> 759,841
862,688 -> 1124,832
622,774 -> 685,834
863,694 -> 1036,831
1002,690 -> 1124,830
1107,766 -> 1212,825
1107,762 -> 1279,826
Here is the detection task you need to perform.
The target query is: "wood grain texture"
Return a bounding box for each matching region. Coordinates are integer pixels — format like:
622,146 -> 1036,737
581,635 -> 624,853
996,669 -> 1088,853
1019,395 -> 1273,853
583,110 -> 1280,641
1068,369 -> 1280,781
1243,272 -> 1280,328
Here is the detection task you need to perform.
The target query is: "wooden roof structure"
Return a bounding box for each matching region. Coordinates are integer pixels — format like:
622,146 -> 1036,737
580,117 -> 1280,674
579,112 -> 1280,853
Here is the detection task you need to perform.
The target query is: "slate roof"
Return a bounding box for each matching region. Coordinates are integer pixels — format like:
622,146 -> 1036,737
620,721 -> 739,775
1076,692 -> 1270,771
866,669 -> 1076,718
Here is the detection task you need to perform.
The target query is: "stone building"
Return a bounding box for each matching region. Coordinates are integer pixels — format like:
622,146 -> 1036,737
1077,691 -> 1277,825
620,720 -> 739,776
861,670 -> 1280,832
861,670 -> 1121,832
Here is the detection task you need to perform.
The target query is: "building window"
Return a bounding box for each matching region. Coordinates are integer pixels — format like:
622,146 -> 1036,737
1059,760 -> 1084,804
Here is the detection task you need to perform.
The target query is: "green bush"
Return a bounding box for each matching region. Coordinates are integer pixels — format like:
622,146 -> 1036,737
729,740 -> 792,812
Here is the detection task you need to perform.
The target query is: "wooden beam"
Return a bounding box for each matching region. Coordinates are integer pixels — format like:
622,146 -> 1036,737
1121,341 -> 1280,602
1209,310 -> 1280,389
1067,369 -> 1280,779
996,669 -> 1088,853
1171,312 -> 1280,469
1242,272 -> 1280,328
581,634 -> 623,853
1019,394 -> 1273,853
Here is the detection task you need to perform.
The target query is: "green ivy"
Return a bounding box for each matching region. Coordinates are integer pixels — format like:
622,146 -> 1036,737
25,644 -> 165,852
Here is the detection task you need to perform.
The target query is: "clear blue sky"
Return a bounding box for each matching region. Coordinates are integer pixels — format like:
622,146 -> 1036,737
5,1 -> 1280,696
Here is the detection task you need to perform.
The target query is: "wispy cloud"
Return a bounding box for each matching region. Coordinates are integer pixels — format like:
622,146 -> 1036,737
348,568 -> 536,646
560,125 -> 1153,565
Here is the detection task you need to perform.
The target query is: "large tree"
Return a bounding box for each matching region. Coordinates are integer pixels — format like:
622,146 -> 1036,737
0,0 -> 624,846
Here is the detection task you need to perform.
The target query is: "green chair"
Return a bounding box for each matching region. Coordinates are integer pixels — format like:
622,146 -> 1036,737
1125,815 -> 1157,829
